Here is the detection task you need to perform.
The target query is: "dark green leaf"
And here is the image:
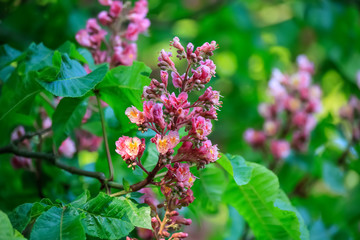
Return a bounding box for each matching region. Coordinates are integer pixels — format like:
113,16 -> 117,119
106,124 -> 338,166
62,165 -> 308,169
52,97 -> 88,147
37,55 -> 107,97
30,206 -> 85,240
78,193 -> 134,239
8,203 -> 33,232
96,61 -> 151,132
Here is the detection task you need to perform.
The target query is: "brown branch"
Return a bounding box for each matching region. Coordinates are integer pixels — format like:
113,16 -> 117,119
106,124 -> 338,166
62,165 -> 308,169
0,144 -> 114,187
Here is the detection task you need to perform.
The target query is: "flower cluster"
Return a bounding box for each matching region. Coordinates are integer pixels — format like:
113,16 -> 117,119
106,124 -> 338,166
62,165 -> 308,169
76,0 -> 150,67
244,55 -> 322,162
115,37 -> 220,239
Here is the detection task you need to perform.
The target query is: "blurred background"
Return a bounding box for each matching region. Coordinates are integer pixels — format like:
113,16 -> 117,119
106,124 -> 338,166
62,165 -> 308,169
1,0 -> 360,239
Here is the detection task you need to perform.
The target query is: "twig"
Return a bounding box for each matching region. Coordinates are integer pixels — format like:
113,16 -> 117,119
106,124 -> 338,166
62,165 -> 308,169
13,128 -> 52,145
110,158 -> 165,197
94,90 -> 114,182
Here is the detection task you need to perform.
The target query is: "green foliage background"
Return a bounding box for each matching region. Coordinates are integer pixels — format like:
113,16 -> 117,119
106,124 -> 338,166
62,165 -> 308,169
1,0 -> 360,239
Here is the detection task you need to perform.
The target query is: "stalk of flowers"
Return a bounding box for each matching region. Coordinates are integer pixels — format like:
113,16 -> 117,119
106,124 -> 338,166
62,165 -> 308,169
76,0 -> 150,68
115,37 -> 221,239
244,55 -> 322,166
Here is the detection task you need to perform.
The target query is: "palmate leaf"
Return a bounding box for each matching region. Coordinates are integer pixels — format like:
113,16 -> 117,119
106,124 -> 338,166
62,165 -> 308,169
52,97 -> 88,147
96,61 -> 151,133
219,154 -> 309,240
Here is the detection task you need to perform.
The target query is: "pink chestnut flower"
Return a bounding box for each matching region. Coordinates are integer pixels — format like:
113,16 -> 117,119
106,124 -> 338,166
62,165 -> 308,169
152,131 -> 180,155
77,130 -> 102,152
270,140 -> 290,160
195,41 -> 217,57
192,65 -> 212,84
125,18 -> 149,41
284,96 -> 301,112
289,71 -> 311,90
243,129 -> 266,148
75,30 -> 91,47
128,0 -> 148,21
158,50 -> 175,69
113,43 -> 137,66
171,72 -> 183,88
292,111 -> 308,128
42,117 -> 52,129
198,87 -> 221,106
171,36 -> 185,52
86,18 -> 102,32
160,70 -> 168,88
161,92 -> 190,111
115,136 -> 145,161
125,106 -> 145,125
166,163 -> 195,189
98,11 -> 112,26
11,126 -> 26,142
297,55 -> 314,74
264,120 -> 278,136
109,1 -> 123,17
98,0 -> 112,6
190,116 -> 212,139
11,156 -> 32,170
58,137 -> 76,159
199,59 -> 216,75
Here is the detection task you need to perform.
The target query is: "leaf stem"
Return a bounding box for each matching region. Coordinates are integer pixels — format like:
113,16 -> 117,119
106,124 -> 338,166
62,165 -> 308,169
39,92 -> 56,110
94,90 -> 114,182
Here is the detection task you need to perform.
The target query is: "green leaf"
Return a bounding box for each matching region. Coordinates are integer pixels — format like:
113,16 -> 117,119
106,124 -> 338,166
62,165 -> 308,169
25,43 -> 54,73
123,178 -> 131,192
0,44 -> 23,70
0,67 -> 41,121
52,97 -> 88,147
30,206 -> 86,240
117,196 -> 152,230
96,61 -> 151,132
70,190 -> 90,208
8,203 -> 33,232
57,41 -> 88,64
192,164 -> 228,212
222,154 -> 309,240
36,54 -> 108,97
78,193 -> 135,239
0,210 -> 26,240
322,161 -> 346,194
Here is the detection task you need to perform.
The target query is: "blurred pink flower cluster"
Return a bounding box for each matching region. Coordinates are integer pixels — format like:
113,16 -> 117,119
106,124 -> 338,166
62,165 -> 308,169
76,0 -> 150,67
244,55 -> 322,161
115,37 -> 220,239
